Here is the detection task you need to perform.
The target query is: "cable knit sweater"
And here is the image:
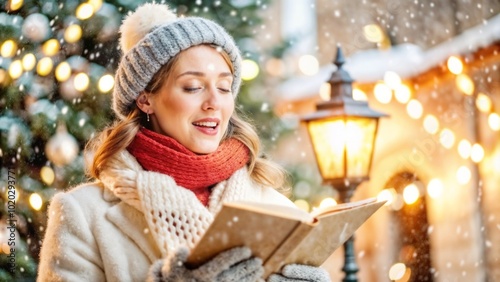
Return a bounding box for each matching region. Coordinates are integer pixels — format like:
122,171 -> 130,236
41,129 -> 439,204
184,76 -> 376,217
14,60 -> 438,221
37,151 -> 295,282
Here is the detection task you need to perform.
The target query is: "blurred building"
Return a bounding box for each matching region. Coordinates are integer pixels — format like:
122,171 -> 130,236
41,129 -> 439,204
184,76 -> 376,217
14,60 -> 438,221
259,0 -> 500,281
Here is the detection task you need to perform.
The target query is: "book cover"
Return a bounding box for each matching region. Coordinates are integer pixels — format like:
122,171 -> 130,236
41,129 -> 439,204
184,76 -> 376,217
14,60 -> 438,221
186,198 -> 385,277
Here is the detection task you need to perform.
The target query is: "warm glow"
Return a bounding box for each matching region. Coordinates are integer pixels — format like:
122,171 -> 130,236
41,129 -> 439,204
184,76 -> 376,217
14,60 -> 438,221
76,3 -> 94,20
457,139 -> 472,159
488,113 -> 500,131
403,183 -> 419,205
319,197 -> 337,209
374,82 -> 392,104
22,53 -> 36,71
447,56 -> 463,75
427,178 -> 443,199
388,262 -> 407,281
42,39 -> 60,56
74,73 -> 90,91
471,143 -> 484,163
40,166 -> 55,185
294,199 -> 310,212
64,24 -> 83,43
423,114 -> 439,134
353,88 -> 368,101
394,84 -> 411,104
9,0 -> 24,11
55,62 -> 72,82
8,60 -> 23,79
37,57 -> 53,76
363,24 -> 384,43
456,166 -> 471,185
98,74 -> 114,93
319,83 -> 330,101
439,128 -> 455,149
298,55 -> 319,76
1,40 -> 17,58
241,59 -> 259,81
456,74 -> 474,95
407,99 -> 423,119
265,58 -> 284,77
377,188 -> 397,206
307,117 -> 377,180
476,93 -> 492,113
29,193 -> 43,211
0,69 -> 7,84
88,0 -> 103,11
383,71 -> 401,89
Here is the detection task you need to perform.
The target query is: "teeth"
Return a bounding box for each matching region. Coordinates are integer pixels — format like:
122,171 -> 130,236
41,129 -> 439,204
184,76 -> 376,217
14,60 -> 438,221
193,121 -> 217,127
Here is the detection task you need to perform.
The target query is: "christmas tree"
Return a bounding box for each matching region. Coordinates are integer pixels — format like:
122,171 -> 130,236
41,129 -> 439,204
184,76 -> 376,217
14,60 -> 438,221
0,0 -> 311,280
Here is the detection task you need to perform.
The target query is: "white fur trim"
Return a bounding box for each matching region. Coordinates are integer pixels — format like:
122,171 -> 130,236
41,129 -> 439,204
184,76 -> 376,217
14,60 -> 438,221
120,3 -> 177,52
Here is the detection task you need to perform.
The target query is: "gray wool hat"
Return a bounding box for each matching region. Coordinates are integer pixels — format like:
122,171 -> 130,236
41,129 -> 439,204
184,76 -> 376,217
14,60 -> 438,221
112,4 -> 242,120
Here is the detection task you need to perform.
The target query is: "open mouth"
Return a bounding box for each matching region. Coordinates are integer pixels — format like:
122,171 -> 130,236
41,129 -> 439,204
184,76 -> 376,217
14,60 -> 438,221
192,121 -> 218,130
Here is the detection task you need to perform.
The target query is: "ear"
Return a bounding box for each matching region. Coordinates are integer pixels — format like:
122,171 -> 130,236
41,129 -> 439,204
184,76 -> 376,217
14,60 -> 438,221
136,92 -> 153,114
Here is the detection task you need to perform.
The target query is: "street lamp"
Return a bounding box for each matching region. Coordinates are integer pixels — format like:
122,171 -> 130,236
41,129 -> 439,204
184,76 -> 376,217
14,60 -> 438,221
302,46 -> 388,282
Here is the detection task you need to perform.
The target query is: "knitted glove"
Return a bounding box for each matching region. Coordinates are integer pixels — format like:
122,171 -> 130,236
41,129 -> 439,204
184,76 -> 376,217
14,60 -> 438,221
267,264 -> 330,282
148,246 -> 264,282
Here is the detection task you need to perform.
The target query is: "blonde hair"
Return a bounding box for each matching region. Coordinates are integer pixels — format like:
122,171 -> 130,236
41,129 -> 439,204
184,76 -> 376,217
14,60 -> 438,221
86,46 -> 288,190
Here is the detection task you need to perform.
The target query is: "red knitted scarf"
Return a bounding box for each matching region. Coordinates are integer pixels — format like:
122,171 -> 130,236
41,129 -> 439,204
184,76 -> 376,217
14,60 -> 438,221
127,128 -> 250,206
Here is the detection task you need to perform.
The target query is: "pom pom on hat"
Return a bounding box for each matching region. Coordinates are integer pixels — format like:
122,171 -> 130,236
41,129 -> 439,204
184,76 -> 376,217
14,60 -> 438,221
120,3 -> 177,53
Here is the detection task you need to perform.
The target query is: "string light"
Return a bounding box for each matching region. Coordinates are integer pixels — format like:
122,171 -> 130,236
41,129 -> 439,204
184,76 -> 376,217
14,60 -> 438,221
294,199 -> 310,212
318,197 -> 337,209
29,193 -> 43,211
475,93 -> 492,113
471,143 -> 484,163
423,114 -> 439,134
37,57 -> 53,76
98,74 -> 114,93
42,39 -> 60,56
55,62 -> 71,82
383,71 -> 401,89
427,178 -> 443,199
1,40 -> 17,58
439,128 -> 455,149
298,55 -> 319,76
8,60 -> 23,80
403,183 -> 419,205
64,24 -> 83,43
76,3 -> 95,20
374,82 -> 392,104
241,59 -> 259,81
352,88 -> 367,101
22,53 -> 36,71
455,74 -> 474,95
406,99 -> 423,119
9,0 -> 24,11
457,139 -> 472,159
488,113 -> 500,131
456,166 -> 471,185
447,56 -> 463,75
394,84 -> 411,104
74,72 -> 90,91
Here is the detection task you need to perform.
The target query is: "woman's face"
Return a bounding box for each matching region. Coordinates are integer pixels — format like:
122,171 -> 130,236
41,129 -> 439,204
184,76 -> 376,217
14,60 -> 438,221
149,45 -> 234,154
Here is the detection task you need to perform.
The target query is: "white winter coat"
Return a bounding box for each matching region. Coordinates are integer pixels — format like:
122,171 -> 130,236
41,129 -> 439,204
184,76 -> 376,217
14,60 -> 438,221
37,156 -> 294,282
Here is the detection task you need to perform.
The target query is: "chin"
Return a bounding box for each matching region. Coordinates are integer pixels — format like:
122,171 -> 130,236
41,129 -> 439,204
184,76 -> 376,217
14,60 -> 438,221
190,144 -> 219,155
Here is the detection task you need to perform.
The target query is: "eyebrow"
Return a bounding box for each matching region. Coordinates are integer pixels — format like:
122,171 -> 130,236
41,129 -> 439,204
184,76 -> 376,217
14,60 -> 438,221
176,71 -> 233,79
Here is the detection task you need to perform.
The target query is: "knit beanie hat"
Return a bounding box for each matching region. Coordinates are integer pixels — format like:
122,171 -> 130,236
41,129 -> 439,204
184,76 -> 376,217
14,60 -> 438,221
112,3 -> 242,120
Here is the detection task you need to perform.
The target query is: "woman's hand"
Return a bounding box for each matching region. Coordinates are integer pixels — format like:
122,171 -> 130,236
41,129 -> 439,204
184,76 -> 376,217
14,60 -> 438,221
267,264 -> 331,282
148,246 -> 264,282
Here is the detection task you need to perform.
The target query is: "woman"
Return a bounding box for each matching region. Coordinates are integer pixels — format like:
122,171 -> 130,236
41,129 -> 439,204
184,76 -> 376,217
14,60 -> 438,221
37,4 -> 330,282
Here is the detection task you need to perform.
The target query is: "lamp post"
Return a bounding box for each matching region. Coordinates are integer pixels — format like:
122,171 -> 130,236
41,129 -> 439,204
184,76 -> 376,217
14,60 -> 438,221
302,46 -> 388,282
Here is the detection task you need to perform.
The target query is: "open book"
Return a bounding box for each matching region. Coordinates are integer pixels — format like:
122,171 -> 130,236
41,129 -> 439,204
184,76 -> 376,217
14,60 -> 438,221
186,198 -> 385,278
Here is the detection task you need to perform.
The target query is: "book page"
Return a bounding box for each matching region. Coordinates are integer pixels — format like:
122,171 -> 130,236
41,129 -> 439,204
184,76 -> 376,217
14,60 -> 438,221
225,201 -> 314,223
310,197 -> 378,218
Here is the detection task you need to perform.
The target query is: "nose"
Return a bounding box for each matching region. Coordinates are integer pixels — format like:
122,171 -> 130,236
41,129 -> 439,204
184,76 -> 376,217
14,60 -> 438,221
202,86 -> 220,111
